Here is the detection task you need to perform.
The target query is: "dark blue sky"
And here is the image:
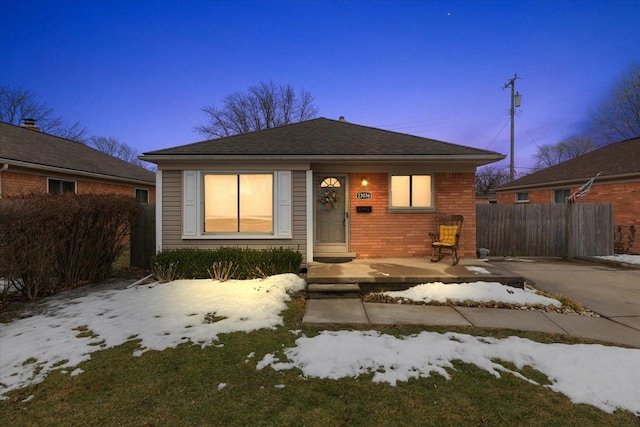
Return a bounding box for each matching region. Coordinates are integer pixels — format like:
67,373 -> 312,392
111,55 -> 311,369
1,0 -> 638,175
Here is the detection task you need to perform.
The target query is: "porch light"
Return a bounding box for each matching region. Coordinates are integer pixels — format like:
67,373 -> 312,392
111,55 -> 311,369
361,176 -> 368,187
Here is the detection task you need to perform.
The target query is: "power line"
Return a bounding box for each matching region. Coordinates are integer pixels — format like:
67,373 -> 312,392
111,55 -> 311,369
485,117 -> 511,149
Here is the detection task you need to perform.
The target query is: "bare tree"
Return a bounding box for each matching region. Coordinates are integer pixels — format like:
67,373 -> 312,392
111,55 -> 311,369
591,62 -> 640,142
476,165 -> 510,195
89,136 -> 150,169
196,81 -> 319,138
533,136 -> 596,171
0,84 -> 88,142
52,121 -> 89,143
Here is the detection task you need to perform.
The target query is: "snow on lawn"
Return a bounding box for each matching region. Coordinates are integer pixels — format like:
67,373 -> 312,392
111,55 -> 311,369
1,275 -> 639,416
0,274 -> 305,399
258,330 -> 640,416
595,254 -> 640,265
382,281 -> 561,307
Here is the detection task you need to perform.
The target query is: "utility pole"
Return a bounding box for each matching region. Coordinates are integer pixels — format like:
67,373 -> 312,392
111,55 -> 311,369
503,74 -> 522,181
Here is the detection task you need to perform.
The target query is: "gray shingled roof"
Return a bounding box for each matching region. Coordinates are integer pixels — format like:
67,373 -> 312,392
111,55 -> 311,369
0,122 -> 155,184
497,137 -> 640,190
141,117 -> 504,161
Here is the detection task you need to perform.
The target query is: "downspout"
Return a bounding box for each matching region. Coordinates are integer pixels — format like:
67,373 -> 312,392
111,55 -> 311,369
0,164 -> 8,198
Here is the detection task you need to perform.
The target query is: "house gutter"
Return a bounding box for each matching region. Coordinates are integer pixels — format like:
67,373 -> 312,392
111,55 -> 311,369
0,163 -> 8,197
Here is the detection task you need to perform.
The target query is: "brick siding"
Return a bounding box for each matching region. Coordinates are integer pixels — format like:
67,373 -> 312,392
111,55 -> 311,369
0,170 -> 47,195
349,172 -> 477,258
1,170 -> 155,202
496,180 -> 639,225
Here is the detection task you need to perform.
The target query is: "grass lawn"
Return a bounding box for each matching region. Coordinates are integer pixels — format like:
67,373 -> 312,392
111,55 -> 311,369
1,297 -> 638,426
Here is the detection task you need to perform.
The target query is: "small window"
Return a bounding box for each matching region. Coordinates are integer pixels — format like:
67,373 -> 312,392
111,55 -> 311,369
320,177 -> 341,188
553,189 -> 571,204
515,192 -> 529,203
48,179 -> 76,194
135,188 -> 149,203
390,174 -> 433,209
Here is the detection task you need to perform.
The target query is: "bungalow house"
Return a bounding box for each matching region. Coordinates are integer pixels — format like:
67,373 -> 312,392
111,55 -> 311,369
494,137 -> 640,227
0,121 -> 156,201
140,117 -> 505,265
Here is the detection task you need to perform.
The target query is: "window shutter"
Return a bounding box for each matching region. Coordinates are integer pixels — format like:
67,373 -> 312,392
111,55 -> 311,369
275,171 -> 292,237
183,170 -> 198,236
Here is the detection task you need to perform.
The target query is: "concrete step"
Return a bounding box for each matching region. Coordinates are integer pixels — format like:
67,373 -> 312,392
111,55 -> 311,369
307,283 -> 361,299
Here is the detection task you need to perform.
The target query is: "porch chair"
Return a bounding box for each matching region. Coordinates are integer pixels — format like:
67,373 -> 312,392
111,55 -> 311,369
429,214 -> 464,265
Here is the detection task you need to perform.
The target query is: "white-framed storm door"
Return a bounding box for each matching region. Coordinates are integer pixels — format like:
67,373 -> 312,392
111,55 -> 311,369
314,174 -> 349,254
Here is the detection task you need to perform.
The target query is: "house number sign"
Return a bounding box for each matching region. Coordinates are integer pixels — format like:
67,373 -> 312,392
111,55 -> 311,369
356,192 -> 372,200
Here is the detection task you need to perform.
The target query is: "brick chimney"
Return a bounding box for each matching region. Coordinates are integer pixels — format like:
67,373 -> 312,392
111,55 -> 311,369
21,118 -> 40,131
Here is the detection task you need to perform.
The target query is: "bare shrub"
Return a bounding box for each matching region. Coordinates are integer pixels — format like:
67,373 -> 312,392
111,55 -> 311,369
208,261 -> 238,282
0,193 -> 142,300
151,262 -> 178,284
55,193 -> 141,286
0,196 -> 62,299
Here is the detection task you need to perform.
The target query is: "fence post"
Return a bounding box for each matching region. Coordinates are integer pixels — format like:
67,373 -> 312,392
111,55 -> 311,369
565,203 -> 572,258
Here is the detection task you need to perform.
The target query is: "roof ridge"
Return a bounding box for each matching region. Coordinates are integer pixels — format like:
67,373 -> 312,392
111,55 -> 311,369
142,117 -> 505,158
0,121 -> 155,183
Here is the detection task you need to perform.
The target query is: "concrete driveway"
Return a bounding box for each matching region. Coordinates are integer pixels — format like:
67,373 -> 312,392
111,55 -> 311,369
495,258 -> 640,332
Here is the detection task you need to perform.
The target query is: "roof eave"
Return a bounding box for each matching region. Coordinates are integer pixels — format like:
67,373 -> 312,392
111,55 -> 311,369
496,172 -> 640,192
1,158 -> 156,186
139,153 -> 506,164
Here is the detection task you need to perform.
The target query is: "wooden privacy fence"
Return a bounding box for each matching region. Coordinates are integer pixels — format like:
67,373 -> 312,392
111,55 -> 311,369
130,203 -> 156,268
476,203 -> 613,257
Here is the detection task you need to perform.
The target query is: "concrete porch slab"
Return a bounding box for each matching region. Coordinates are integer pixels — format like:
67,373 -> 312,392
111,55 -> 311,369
544,312 -> 640,348
455,307 -> 567,335
307,258 -> 525,289
302,298 -> 369,324
364,303 -> 471,327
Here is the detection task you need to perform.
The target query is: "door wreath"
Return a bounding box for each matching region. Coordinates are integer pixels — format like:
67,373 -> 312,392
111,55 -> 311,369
320,189 -> 340,209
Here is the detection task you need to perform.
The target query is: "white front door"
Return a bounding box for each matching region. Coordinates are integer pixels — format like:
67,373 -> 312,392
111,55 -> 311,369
315,175 -> 348,254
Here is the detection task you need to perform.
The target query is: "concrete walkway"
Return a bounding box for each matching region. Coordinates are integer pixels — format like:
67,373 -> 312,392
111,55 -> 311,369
303,299 -> 640,348
303,258 -> 640,348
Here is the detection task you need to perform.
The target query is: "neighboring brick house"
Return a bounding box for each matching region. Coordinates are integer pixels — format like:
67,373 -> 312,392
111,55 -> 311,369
140,117 -> 505,265
495,137 -> 640,226
0,121 -> 156,202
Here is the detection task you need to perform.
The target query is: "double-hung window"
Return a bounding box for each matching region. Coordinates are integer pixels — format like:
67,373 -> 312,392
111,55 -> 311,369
390,174 -> 433,210
204,174 -> 273,233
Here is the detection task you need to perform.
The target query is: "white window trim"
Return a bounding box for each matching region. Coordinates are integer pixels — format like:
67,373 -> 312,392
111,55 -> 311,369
47,177 -> 77,194
388,173 -> 435,212
182,170 -> 292,240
